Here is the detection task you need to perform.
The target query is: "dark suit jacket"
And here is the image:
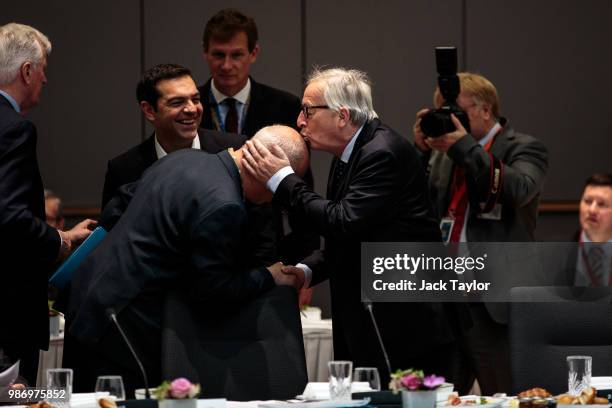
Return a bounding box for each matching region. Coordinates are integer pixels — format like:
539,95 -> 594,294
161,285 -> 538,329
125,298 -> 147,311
425,119 -> 549,322
0,94 -> 59,350
101,129 -> 247,208
274,118 -> 465,380
199,77 -> 301,138
199,77 -> 319,265
70,149 -> 275,343
99,129 -> 278,265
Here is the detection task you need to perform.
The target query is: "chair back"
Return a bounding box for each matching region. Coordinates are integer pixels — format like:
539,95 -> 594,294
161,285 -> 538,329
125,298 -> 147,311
161,286 -> 308,400
509,286 -> 612,394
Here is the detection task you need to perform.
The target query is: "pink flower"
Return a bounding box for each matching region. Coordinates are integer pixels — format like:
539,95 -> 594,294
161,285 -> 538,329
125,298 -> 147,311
400,374 -> 422,390
169,378 -> 193,399
423,375 -> 445,389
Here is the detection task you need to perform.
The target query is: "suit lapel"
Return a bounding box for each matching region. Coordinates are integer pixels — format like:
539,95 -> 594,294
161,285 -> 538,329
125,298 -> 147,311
138,134 -> 158,167
242,77 -> 261,137
218,150 -> 243,199
327,119 -> 379,200
200,80 -> 216,131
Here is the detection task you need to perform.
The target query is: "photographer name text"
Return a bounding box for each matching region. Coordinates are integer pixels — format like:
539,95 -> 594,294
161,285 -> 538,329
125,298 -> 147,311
373,279 -> 491,293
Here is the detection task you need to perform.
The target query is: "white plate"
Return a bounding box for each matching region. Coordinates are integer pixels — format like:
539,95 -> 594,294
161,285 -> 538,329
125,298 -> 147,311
446,395 -> 504,408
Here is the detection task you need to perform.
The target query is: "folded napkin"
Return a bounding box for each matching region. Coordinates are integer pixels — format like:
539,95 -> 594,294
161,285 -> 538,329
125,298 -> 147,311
301,382 -> 372,400
69,392 -> 109,408
592,377 -> 612,390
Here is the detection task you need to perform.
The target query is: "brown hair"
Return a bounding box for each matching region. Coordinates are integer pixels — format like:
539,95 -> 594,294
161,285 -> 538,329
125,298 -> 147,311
202,8 -> 258,52
585,173 -> 612,188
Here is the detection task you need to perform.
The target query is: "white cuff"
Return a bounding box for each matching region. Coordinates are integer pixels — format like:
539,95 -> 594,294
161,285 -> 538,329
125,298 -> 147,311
296,263 -> 313,288
266,166 -> 294,193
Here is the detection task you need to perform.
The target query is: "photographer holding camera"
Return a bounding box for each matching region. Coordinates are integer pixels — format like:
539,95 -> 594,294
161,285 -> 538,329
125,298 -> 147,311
413,70 -> 548,394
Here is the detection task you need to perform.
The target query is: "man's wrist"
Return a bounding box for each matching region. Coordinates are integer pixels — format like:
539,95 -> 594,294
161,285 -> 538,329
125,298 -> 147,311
57,230 -> 71,261
295,263 -> 312,288
266,166 -> 294,193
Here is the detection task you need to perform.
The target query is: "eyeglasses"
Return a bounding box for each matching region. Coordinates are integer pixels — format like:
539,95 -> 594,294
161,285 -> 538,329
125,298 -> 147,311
301,104 -> 329,119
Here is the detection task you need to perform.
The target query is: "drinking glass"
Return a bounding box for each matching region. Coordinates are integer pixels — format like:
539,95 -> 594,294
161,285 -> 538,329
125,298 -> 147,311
353,367 -> 381,391
567,355 -> 592,396
328,360 -> 352,401
46,368 -> 73,402
95,375 -> 126,401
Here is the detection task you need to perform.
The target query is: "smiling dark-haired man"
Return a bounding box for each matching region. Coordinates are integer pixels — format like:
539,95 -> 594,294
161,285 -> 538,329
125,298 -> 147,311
101,63 -> 247,209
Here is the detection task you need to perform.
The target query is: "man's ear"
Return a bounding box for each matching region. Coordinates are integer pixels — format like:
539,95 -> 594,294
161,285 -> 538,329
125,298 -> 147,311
481,103 -> 493,121
20,61 -> 33,85
338,107 -> 350,126
140,101 -> 156,122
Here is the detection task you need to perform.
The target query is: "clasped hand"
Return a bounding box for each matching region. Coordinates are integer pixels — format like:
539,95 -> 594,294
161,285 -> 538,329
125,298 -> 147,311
267,262 -> 305,291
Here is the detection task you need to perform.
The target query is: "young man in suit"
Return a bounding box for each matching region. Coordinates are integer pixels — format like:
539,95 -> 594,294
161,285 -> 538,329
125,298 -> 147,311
412,72 -> 549,394
573,173 -> 612,286
199,9 -> 318,273
199,8 -> 300,138
243,68 -> 465,386
68,125 -> 309,394
0,23 -> 95,384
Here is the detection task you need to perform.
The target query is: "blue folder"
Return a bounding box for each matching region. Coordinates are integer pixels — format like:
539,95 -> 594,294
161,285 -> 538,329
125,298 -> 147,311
49,226 -> 107,289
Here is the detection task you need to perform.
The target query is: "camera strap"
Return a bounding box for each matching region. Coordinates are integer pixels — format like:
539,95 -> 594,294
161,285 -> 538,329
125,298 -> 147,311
445,131 -> 500,242
480,126 -> 504,214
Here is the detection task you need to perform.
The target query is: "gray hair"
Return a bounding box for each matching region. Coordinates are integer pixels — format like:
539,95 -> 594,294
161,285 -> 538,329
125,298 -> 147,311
307,67 -> 377,126
0,23 -> 52,86
252,125 -> 309,176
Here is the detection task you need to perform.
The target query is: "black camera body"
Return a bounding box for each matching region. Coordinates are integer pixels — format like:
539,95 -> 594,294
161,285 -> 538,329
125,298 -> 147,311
420,47 -> 471,138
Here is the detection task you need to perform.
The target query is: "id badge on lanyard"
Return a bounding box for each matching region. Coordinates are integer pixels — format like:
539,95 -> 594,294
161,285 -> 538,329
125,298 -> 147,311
440,216 -> 455,244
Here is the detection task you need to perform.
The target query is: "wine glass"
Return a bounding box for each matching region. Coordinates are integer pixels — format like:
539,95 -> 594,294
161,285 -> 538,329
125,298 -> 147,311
95,375 -> 126,401
354,367 -> 381,391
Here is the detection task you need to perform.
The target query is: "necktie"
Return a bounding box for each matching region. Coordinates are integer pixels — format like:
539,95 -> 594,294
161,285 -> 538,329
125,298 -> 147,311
332,160 -> 347,192
224,98 -> 238,133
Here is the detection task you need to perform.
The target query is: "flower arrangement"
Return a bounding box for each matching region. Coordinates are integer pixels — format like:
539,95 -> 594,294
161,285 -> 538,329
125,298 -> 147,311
389,369 -> 445,393
154,378 -> 201,400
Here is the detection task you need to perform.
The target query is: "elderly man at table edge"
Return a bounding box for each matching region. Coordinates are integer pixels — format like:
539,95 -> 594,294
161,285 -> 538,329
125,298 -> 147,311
243,67 -> 469,386
65,125 -> 309,394
0,22 -> 95,385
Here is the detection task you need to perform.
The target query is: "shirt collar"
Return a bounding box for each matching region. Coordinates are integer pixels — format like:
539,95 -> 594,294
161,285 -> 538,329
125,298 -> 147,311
0,90 -> 20,113
478,121 -> 502,147
154,133 -> 201,159
211,78 -> 251,105
340,124 -> 365,163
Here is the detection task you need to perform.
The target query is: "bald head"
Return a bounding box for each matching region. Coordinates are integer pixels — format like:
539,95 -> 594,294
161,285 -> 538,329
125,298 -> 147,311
235,125 -> 309,204
246,125 -> 309,176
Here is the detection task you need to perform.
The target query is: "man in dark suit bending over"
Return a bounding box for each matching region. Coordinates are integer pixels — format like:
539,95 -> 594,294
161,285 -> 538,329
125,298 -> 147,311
243,68 -> 465,386
67,125 -> 309,393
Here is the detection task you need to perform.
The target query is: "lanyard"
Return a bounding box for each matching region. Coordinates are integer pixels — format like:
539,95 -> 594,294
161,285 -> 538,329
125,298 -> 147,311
209,89 -> 226,132
209,88 -> 250,133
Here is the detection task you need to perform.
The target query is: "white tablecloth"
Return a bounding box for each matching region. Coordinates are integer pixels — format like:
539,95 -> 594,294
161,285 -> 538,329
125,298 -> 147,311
301,319 -> 333,382
36,334 -> 64,387
35,319 -> 334,385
